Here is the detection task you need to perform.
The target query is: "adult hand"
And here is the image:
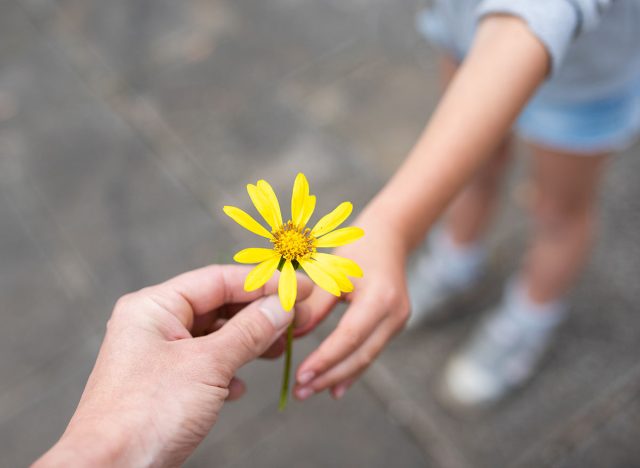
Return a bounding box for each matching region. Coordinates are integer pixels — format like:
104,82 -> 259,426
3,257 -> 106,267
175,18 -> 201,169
34,265 -> 311,468
292,211 -> 411,400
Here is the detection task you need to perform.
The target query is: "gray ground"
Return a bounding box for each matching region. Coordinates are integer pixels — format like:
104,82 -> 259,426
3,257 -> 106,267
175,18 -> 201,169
1,1 -> 639,467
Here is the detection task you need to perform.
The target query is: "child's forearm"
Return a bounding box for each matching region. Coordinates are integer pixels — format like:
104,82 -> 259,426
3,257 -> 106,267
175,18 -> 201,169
364,16 -> 549,251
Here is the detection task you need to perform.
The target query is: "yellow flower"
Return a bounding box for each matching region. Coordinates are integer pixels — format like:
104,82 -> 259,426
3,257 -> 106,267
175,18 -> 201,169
223,173 -> 364,311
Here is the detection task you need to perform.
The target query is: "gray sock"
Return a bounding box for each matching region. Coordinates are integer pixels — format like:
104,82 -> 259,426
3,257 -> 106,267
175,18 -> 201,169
502,276 -> 568,331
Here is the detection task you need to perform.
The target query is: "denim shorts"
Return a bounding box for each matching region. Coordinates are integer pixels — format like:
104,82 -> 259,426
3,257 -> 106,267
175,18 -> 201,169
417,10 -> 640,154
516,85 -> 640,154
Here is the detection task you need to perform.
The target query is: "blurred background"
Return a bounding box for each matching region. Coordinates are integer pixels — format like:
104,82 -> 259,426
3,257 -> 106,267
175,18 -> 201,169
1,0 -> 639,467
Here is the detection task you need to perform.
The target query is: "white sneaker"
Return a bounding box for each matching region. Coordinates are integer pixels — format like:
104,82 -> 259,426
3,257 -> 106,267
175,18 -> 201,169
440,300 -> 566,408
406,230 -> 485,329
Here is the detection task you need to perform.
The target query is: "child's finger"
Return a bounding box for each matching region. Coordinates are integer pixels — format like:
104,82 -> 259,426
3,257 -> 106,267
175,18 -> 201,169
294,288 -> 388,387
331,375 -> 360,400
292,286 -> 339,337
294,316 -> 397,400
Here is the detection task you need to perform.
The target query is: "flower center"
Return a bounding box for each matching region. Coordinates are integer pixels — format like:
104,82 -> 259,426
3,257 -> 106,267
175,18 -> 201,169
272,221 -> 316,261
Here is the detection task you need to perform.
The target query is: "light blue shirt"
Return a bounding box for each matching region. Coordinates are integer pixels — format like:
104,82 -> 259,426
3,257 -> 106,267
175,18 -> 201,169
420,0 -> 640,102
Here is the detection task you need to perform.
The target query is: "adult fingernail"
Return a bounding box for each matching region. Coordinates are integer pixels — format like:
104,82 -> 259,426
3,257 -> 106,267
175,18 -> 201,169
259,295 -> 291,330
295,387 -> 314,401
297,370 -> 315,385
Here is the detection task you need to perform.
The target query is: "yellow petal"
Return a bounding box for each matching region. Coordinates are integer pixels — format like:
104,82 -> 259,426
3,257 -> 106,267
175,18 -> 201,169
313,254 -> 355,293
322,263 -> 354,292
313,252 -> 363,278
223,206 -> 273,239
299,258 -> 340,296
300,195 -> 316,227
333,272 -> 354,293
291,173 -> 309,226
278,260 -> 297,311
244,255 -> 280,291
311,202 -> 353,237
316,227 -> 364,248
234,248 -> 278,264
247,184 -> 278,230
257,180 -> 283,227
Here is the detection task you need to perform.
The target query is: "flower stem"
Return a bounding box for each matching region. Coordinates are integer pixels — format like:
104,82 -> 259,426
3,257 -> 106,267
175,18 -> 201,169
278,320 -> 294,411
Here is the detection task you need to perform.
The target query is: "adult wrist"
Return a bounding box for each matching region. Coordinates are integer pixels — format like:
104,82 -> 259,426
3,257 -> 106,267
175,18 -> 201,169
33,418 -> 152,467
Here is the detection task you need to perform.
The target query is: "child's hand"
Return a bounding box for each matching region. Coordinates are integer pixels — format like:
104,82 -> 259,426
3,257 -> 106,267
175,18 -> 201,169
293,212 -> 411,400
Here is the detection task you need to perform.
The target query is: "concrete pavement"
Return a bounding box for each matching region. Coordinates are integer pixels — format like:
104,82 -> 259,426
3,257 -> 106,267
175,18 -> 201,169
1,1 -> 639,466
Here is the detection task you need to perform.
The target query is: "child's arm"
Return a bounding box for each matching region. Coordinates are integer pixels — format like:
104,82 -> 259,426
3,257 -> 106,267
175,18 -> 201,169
293,15 -> 550,399
373,15 -> 548,249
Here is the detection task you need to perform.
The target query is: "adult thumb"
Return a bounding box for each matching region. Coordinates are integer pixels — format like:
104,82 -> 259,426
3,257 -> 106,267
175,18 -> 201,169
209,295 -> 293,371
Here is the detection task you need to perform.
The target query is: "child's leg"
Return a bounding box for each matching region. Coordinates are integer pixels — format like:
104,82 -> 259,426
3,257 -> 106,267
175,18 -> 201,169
441,146 -> 609,407
523,145 -> 609,303
446,139 -> 511,244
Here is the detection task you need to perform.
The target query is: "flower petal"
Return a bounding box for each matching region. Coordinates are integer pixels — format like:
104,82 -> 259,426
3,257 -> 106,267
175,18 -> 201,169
247,184 -> 278,230
300,195 -> 316,227
313,252 -> 363,278
313,254 -> 355,293
223,206 -> 273,239
234,248 -> 278,264
333,272 -> 354,293
311,202 -> 353,237
278,260 -> 297,311
299,258 -> 340,296
257,180 -> 283,227
291,173 -> 309,226
244,255 -> 280,291
316,227 -> 364,248
322,263 -> 354,292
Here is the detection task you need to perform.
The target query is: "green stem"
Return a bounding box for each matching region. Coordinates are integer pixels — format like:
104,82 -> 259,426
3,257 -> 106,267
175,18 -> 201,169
279,320 -> 294,411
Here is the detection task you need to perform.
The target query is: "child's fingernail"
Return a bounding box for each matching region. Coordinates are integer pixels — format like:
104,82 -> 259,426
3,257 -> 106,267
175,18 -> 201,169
333,384 -> 347,400
295,387 -> 314,400
297,370 -> 315,385
259,295 -> 291,330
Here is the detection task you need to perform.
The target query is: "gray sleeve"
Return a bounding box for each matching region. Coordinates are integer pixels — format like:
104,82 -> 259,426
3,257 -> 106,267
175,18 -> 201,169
476,0 -> 615,74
